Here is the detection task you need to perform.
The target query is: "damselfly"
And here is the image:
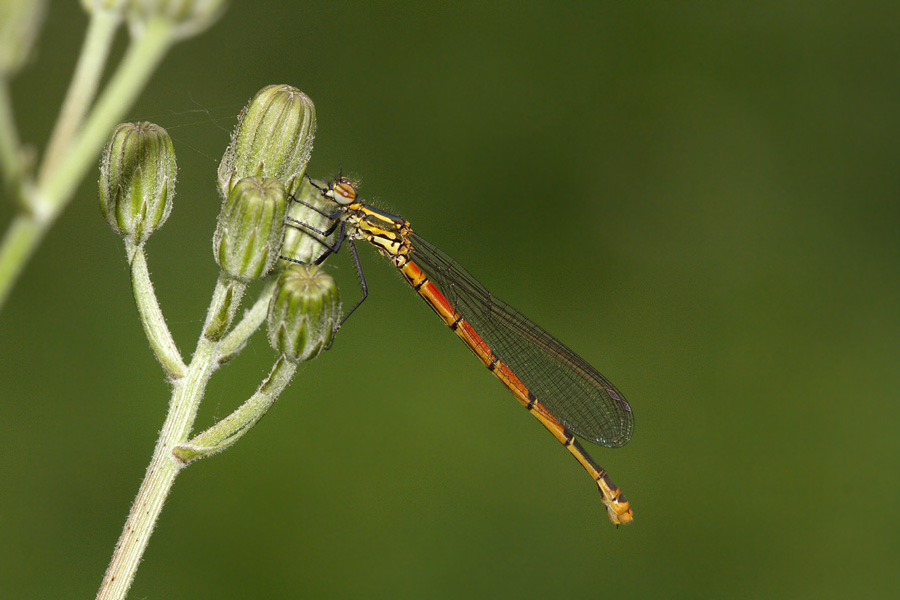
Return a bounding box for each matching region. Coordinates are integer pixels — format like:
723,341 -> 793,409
285,176 -> 634,525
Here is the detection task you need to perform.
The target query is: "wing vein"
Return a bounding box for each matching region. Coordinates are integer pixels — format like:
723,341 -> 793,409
409,232 -> 633,447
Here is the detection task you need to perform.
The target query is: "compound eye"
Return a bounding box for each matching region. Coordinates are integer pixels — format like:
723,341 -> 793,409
330,178 -> 357,205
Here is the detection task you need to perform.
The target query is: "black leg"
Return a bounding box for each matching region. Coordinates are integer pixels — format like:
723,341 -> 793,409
287,194 -> 343,221
322,238 -> 368,351
285,216 -> 340,241
283,218 -> 348,266
340,239 -> 369,326
305,173 -> 328,193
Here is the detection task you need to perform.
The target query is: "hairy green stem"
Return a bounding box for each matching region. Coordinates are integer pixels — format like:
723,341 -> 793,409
217,277 -> 277,364
95,337 -> 218,600
96,274 -> 241,600
127,241 -> 186,379
39,8 -> 122,182
203,274 -> 248,341
175,355 -> 298,463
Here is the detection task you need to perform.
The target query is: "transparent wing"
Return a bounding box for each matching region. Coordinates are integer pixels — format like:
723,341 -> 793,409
409,232 -> 633,447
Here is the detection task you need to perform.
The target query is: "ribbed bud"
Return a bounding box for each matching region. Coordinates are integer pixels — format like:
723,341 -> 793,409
213,176 -> 286,281
218,85 -> 316,200
268,265 -> 340,363
124,0 -> 228,40
279,176 -> 334,269
0,0 -> 47,76
99,121 -> 176,244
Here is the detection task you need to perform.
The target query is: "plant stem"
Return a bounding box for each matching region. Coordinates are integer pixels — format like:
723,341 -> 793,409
175,355 -> 298,463
95,338 -> 217,600
37,16 -> 174,213
0,214 -> 42,308
127,241 -> 186,379
38,8 -> 122,183
95,275 -> 242,600
217,277 -> 277,364
0,77 -> 22,188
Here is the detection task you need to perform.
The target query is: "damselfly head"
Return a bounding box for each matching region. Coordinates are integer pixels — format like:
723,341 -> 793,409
328,177 -> 358,205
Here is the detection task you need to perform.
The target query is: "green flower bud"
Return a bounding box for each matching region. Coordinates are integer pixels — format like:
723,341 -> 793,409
268,265 -> 340,363
213,176 -> 286,281
218,85 -> 316,199
279,176 -> 334,268
99,121 -> 176,244
0,0 -> 47,76
124,0 -> 228,40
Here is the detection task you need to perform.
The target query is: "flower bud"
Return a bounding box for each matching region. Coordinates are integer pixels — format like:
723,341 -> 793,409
218,85 -> 315,199
279,176 -> 334,268
124,0 -> 228,40
0,0 -> 47,77
268,264 -> 340,363
99,121 -> 176,244
213,176 -> 286,281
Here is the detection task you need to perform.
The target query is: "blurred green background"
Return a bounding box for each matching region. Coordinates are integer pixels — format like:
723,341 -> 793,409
1,1 -> 898,598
